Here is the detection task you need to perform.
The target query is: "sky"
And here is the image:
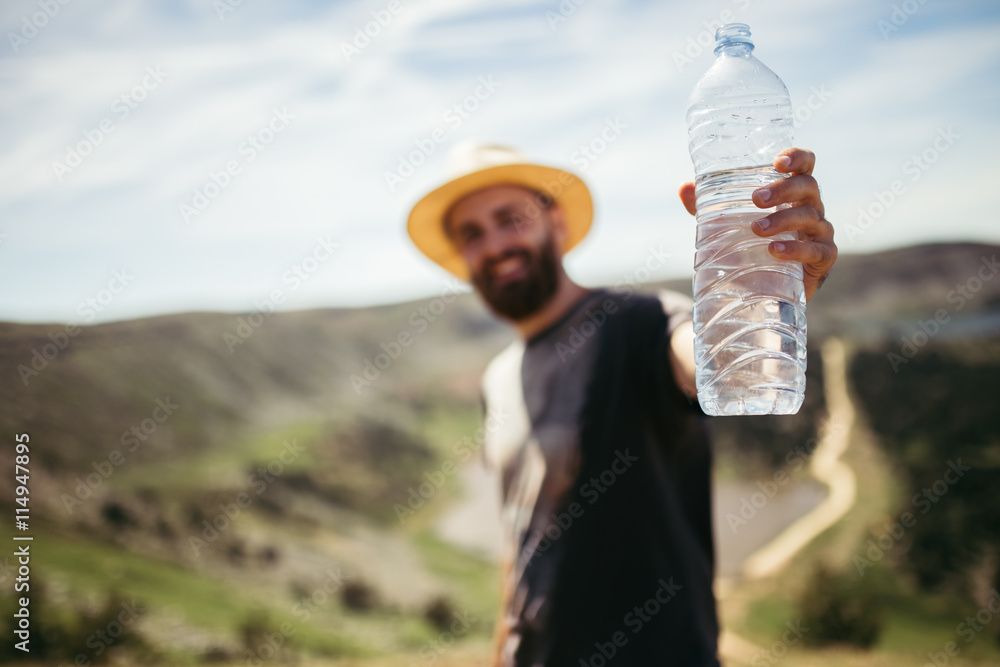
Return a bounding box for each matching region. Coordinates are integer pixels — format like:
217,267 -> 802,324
1,0 -> 998,325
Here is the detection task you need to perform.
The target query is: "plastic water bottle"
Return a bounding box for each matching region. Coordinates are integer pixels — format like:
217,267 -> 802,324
686,23 -> 806,416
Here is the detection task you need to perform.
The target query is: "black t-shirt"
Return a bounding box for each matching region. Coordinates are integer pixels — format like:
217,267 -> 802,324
481,287 -> 719,666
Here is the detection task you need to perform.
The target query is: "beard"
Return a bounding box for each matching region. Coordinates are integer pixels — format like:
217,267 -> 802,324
471,232 -> 560,321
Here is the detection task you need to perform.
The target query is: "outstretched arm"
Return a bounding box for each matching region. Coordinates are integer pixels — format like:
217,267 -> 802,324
668,319 -> 697,399
658,291 -> 698,399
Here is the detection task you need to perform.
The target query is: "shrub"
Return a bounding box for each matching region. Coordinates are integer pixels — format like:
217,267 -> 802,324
340,580 -> 378,611
423,596 -> 456,631
797,562 -> 885,648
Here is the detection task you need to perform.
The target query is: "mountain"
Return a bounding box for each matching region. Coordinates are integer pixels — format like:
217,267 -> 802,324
6,241 -> 997,471
1,240 -> 998,664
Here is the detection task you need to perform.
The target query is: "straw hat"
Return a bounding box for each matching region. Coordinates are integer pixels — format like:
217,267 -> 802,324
406,143 -> 594,280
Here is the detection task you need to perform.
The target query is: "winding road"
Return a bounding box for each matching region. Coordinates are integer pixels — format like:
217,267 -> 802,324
718,338 -> 858,663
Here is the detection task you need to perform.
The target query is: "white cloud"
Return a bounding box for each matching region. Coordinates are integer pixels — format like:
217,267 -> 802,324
0,0 -> 998,322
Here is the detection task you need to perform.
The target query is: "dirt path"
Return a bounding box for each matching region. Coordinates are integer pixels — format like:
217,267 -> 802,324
719,337 -> 859,664
434,459 -> 504,561
739,337 -> 857,579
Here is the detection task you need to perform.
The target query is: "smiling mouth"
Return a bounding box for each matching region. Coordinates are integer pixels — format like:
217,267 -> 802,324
489,254 -> 529,287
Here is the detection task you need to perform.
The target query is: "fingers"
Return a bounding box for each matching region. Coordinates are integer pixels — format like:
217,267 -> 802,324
752,205 -> 833,243
678,181 -> 697,216
681,145 -> 837,303
748,147 -> 835,302
752,173 -> 824,217
750,147 -> 836,303
766,238 -> 838,302
767,237 -> 835,266
774,147 -> 815,175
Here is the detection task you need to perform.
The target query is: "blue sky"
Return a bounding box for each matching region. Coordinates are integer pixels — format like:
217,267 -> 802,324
1,0 -> 998,324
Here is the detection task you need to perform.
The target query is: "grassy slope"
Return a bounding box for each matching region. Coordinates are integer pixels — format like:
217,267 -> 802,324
720,339 -> 1000,666
3,241 -> 1000,665
1,392 -> 499,664
0,404 -> 499,663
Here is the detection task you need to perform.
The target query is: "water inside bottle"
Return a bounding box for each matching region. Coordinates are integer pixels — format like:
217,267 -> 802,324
693,165 -> 807,416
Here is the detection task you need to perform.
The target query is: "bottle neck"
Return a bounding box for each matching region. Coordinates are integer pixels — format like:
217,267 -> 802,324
714,23 -> 754,56
715,42 -> 754,57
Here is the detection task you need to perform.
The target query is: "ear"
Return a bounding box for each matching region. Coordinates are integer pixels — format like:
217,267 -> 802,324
440,205 -> 458,248
547,201 -> 570,254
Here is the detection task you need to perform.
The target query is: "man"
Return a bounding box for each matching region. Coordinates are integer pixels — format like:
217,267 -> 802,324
406,143 -> 836,666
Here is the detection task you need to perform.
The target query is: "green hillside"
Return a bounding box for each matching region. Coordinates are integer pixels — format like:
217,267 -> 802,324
1,241 -> 999,665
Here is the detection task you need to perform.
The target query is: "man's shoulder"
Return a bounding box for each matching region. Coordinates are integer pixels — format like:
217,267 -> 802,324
478,288 -> 694,390
596,287 -> 695,344
654,287 -> 694,312
602,287 -> 694,319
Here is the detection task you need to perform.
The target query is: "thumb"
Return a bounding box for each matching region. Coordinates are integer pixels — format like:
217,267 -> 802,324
678,182 -> 697,216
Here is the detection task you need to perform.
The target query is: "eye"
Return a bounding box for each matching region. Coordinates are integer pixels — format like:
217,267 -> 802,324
457,226 -> 481,247
502,213 -> 523,229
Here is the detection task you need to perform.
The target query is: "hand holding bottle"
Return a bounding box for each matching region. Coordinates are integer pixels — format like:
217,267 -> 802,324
679,147 -> 836,303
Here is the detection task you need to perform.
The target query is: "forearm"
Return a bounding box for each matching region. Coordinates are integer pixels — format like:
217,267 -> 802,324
669,319 -> 697,398
659,291 -> 697,399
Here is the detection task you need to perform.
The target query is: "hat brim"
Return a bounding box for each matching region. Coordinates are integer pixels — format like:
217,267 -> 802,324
407,163 -> 593,281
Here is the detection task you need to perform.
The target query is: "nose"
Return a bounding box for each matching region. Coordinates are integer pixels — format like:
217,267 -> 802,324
479,226 -> 518,263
